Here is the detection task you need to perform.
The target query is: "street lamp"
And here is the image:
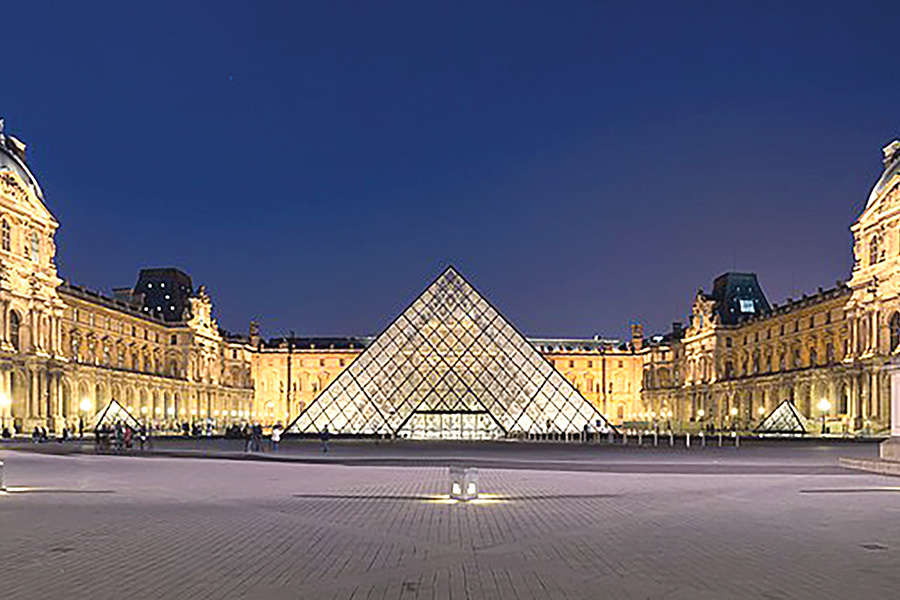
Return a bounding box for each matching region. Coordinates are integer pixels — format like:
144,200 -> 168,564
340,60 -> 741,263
817,399 -> 831,434
0,394 -> 10,430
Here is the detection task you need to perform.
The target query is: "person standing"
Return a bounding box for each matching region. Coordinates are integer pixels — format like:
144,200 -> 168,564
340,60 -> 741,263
242,424 -> 252,453
271,423 -> 282,452
78,417 -> 84,440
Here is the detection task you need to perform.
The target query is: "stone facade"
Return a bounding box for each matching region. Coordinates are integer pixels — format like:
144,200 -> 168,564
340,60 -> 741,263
642,138 -> 900,435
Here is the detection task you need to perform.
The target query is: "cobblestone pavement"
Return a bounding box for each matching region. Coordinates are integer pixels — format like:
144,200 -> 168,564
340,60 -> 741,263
2,447 -> 899,599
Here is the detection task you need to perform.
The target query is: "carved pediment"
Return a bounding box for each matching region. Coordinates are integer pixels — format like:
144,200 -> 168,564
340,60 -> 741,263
0,170 -> 56,225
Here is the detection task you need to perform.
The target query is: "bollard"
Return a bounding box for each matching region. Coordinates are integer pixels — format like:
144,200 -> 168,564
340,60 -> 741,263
700,430 -> 706,447
686,432 -> 691,448
669,431 -> 674,447
623,431 -> 628,445
653,431 -> 658,447
607,430 -> 614,444
638,430 -> 643,445
733,431 -> 740,448
718,432 -> 723,447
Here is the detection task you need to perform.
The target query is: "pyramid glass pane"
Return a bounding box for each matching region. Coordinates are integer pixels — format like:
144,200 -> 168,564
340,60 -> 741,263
287,267 -> 613,439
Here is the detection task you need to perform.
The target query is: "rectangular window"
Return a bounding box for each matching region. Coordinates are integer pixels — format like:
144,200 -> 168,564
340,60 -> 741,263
569,360 -> 575,368
618,360 -> 623,368
170,334 -> 177,345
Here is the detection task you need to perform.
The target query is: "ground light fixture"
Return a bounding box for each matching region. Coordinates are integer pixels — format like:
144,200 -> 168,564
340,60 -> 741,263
449,467 -> 478,501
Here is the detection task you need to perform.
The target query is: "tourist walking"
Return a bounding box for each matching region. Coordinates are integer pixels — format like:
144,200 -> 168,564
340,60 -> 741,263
320,425 -> 330,453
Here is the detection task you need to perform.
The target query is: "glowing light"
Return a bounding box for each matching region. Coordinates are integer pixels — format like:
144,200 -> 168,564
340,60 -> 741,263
729,407 -> 738,416
697,409 -> 705,418
79,398 -> 92,412
140,406 -> 148,414
0,394 -> 10,409
758,406 -> 766,415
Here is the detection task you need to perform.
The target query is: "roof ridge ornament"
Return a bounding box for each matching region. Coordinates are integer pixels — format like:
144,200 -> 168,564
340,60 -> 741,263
884,140 -> 900,166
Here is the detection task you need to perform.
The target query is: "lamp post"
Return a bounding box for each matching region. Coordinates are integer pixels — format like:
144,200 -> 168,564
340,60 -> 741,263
817,398 -> 831,435
0,394 -> 10,431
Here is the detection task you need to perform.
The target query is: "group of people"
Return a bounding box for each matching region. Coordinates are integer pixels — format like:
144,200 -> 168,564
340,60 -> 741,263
239,423 -> 285,452
95,422 -> 151,453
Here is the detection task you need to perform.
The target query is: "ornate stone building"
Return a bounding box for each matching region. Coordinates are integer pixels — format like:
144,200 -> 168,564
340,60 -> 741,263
642,139 -> 900,435
5,118 -> 897,437
0,123 -> 254,433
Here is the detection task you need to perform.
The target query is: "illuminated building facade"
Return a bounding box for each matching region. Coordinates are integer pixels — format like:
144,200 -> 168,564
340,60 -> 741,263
642,139 -> 900,435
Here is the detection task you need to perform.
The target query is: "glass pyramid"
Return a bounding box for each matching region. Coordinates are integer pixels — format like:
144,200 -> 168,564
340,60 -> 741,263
287,266 -> 613,439
754,400 -> 807,435
92,399 -> 141,431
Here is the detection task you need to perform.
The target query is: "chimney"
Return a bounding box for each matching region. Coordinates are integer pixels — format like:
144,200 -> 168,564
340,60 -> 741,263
249,321 -> 260,347
630,322 -> 644,351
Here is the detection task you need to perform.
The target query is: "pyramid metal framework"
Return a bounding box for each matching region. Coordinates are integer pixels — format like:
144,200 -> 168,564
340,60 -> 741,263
754,400 -> 807,435
287,267 -> 614,439
92,399 -> 141,431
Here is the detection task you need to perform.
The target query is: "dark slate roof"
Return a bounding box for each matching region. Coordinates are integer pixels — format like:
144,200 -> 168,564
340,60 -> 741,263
710,272 -> 771,325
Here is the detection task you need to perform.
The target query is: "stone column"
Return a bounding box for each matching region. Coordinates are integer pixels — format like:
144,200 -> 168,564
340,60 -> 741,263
880,362 -> 900,460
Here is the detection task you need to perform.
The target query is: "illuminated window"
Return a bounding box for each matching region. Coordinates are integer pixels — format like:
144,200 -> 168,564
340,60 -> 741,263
1,220 -> 9,251
9,311 -> 20,351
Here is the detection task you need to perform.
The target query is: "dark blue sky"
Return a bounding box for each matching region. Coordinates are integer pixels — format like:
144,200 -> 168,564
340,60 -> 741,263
3,1 -> 899,340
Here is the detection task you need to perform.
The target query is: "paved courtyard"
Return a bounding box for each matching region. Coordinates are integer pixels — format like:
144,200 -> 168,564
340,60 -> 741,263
1,441 -> 899,599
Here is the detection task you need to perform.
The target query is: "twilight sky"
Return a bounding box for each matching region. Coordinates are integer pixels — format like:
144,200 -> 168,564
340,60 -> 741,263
3,1 -> 899,340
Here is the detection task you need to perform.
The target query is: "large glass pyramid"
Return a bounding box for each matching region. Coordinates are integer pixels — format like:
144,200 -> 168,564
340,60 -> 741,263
754,400 -> 807,435
286,266 -> 613,439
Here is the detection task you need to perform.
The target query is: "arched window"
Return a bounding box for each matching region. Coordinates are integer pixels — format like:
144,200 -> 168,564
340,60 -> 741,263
809,348 -> 818,366
9,310 -> 20,351
890,312 -> 900,352
1,219 -> 9,252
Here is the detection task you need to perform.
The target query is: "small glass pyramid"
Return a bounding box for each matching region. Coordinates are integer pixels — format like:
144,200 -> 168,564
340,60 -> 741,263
287,266 -> 613,439
92,399 -> 141,431
754,400 -> 807,435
